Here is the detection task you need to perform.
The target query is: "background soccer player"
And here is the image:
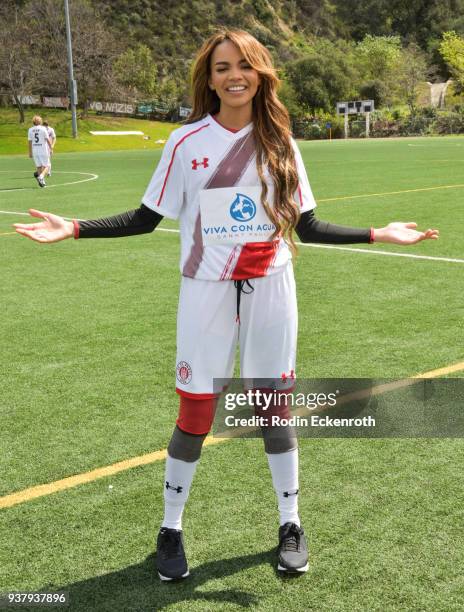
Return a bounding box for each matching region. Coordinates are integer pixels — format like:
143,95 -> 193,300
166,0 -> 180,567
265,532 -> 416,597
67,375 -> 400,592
27,115 -> 51,188
14,29 -> 439,581
43,121 -> 56,176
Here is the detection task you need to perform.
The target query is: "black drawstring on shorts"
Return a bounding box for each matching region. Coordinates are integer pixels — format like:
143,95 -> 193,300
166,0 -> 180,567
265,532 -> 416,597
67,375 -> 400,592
233,279 -> 254,324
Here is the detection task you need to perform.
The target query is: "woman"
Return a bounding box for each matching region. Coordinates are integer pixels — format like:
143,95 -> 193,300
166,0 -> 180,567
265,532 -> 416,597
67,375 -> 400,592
14,29 -> 438,580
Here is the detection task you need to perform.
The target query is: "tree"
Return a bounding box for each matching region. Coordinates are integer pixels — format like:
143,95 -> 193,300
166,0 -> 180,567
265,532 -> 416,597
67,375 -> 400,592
293,0 -> 346,39
72,3 -> 122,113
286,39 -> 360,112
357,35 -> 402,106
22,0 -> 122,115
332,0 -> 393,40
157,78 -> 181,110
332,0 -> 464,47
114,44 -> 158,98
397,44 -> 429,112
419,0 -> 464,45
278,79 -> 302,118
439,31 -> 464,90
0,2 -> 40,123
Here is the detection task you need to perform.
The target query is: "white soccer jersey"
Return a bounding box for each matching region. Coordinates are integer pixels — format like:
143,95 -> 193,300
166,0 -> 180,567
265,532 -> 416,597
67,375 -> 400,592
28,125 -> 49,150
46,126 -> 56,148
142,114 -> 317,281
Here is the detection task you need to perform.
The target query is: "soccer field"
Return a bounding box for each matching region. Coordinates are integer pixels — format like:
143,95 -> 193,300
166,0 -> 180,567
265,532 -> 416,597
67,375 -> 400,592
1,137 -> 463,611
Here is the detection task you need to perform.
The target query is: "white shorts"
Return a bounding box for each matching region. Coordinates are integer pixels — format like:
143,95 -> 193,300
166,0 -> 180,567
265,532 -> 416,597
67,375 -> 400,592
33,152 -> 50,168
175,262 -> 298,397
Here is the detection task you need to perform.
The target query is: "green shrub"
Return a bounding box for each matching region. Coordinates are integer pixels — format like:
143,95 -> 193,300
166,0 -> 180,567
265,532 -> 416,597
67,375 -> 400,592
433,110 -> 464,134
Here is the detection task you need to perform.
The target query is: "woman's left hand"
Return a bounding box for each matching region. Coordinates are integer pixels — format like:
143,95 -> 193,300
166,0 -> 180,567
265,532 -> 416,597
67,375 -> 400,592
373,222 -> 439,245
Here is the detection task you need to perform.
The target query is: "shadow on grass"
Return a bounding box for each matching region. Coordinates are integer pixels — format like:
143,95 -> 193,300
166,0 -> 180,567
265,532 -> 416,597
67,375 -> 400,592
0,176 -> 36,191
0,187 -> 31,192
52,549 -> 281,611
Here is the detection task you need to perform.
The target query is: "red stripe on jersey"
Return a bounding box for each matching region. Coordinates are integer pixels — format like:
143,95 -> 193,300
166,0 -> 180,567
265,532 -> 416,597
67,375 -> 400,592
297,183 -> 303,208
211,114 -> 240,133
230,241 -> 279,280
220,245 -> 240,280
156,124 -> 210,207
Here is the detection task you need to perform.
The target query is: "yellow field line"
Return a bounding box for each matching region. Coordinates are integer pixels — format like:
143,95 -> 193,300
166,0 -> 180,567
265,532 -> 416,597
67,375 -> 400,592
414,361 -> 464,378
1,359 -> 463,510
0,436 -> 227,510
318,183 -> 464,203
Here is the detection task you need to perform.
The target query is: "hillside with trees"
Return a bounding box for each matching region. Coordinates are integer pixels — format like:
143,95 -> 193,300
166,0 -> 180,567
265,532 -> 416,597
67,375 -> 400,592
2,0 -> 464,136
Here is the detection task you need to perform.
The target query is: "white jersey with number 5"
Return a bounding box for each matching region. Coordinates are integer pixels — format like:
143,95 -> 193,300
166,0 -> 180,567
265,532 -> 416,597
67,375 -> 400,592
28,125 -> 49,151
142,114 -> 316,281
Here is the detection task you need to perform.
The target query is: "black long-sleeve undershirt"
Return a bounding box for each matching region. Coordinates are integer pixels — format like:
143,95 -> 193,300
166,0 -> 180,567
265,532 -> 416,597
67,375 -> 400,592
295,209 -> 371,244
76,205 -> 372,244
77,204 -> 163,238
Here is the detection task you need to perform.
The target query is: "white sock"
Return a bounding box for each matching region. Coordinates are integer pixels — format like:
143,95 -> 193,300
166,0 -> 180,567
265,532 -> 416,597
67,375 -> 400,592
266,448 -> 300,526
162,455 -> 198,530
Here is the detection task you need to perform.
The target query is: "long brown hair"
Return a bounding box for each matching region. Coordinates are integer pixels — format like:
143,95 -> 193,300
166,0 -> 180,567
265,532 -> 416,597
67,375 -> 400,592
188,29 -> 300,252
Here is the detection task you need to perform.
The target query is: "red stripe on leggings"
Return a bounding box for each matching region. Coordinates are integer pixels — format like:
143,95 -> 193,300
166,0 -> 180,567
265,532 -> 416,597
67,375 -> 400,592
176,387 -> 218,400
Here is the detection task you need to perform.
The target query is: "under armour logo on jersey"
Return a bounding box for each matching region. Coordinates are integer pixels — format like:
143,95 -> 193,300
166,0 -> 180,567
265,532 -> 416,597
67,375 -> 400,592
191,157 -> 209,170
165,481 -> 183,493
281,370 -> 295,383
283,489 -> 299,498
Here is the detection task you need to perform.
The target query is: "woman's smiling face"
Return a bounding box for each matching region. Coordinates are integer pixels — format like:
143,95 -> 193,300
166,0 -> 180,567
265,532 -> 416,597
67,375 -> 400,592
208,39 -> 261,112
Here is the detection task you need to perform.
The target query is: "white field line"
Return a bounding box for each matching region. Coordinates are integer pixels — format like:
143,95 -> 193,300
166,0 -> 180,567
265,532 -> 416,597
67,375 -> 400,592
1,214 -> 462,264
0,210 -> 84,222
0,211 -> 31,216
89,130 -> 144,135
408,144 -> 463,147
0,171 -> 98,193
295,241 -> 464,264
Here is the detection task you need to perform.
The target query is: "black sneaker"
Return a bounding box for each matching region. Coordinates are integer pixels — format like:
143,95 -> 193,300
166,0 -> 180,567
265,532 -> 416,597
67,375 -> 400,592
33,171 -> 39,178
277,522 -> 309,573
38,178 -> 46,188
156,528 -> 189,581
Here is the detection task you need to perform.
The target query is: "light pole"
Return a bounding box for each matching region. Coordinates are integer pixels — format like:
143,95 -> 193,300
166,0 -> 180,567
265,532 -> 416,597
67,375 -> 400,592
64,0 -> 78,138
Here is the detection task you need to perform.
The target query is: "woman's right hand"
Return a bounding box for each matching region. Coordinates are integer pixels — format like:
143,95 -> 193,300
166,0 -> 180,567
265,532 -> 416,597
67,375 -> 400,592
13,209 -> 75,243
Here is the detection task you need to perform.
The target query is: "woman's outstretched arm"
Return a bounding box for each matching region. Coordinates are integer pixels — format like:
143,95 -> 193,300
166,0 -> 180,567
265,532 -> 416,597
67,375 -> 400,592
13,204 -> 164,243
295,209 -> 439,246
